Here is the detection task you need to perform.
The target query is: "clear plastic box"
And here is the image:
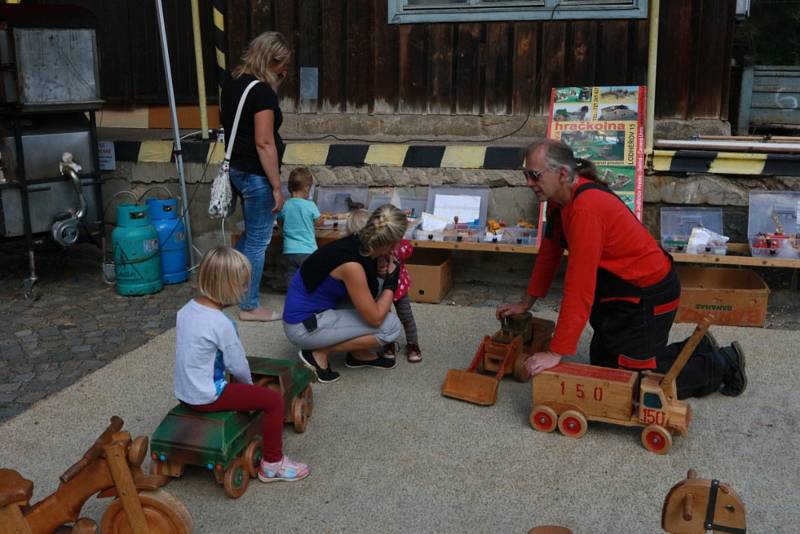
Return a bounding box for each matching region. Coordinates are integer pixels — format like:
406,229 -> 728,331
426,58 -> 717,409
425,187 -> 490,227
414,228 -> 445,242
442,223 -> 482,243
315,186 -> 369,215
748,191 -> 800,259
660,207 -> 724,253
367,195 -> 428,219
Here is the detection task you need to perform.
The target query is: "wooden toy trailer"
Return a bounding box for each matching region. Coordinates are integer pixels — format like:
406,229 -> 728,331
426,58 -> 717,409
530,319 -> 709,454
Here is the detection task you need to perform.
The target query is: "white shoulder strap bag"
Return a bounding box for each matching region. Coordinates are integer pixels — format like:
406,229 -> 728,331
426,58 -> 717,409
208,79 -> 261,219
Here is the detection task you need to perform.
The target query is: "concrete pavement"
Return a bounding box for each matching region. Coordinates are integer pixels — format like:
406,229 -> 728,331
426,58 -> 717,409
1,296 -> 798,533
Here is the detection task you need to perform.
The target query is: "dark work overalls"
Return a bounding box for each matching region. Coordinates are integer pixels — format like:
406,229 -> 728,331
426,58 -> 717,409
547,182 -> 728,399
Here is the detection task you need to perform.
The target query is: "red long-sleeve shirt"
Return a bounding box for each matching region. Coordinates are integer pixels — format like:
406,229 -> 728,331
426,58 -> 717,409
528,177 -> 670,355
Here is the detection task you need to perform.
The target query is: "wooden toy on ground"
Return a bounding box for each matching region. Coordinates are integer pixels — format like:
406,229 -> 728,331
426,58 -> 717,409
530,318 -> 710,454
0,416 -> 192,534
442,314 -> 555,406
150,357 -> 315,499
662,469 -> 746,533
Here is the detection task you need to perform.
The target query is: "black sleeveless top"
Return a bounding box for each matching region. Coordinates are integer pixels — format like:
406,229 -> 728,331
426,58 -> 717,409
299,234 -> 379,297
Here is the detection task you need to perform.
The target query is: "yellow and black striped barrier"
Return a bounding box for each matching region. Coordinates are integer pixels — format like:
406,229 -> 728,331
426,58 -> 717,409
109,142 -> 800,176
652,149 -> 800,176
109,141 -> 525,170
212,0 -> 226,94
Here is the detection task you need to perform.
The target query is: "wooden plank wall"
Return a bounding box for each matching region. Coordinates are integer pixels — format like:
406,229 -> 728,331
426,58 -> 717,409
227,0 -> 735,120
27,0 -> 735,121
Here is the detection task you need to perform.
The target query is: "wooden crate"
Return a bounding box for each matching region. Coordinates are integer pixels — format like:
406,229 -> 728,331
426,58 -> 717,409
533,362 -> 638,421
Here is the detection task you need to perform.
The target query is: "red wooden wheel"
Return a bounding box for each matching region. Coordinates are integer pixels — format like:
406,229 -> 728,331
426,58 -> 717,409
530,405 -> 558,433
641,425 -> 672,454
557,410 -> 587,438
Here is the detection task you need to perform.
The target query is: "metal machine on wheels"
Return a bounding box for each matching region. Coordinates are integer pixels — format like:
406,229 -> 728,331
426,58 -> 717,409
0,5 -> 104,299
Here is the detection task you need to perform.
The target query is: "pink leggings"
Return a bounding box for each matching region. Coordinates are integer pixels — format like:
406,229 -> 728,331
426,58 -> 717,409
190,383 -> 284,462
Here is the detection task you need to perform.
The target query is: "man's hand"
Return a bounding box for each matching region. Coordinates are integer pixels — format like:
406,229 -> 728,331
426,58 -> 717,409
524,351 -> 563,377
496,301 -> 529,320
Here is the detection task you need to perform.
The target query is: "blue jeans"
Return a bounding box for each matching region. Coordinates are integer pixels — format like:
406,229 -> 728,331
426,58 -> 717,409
229,168 -> 276,310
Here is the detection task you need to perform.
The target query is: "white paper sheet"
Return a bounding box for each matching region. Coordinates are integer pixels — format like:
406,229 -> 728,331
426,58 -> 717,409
433,194 -> 481,224
421,212 -> 448,232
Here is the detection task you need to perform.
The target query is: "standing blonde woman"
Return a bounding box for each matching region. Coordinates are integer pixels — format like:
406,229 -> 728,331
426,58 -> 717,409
222,31 -> 291,322
283,205 -> 406,383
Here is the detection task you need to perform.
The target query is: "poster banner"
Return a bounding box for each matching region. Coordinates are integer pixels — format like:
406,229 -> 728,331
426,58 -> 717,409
537,85 -> 646,246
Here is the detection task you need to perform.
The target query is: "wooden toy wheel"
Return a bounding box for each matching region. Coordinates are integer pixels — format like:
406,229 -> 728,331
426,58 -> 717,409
127,435 -> 149,467
530,405 -> 558,432
243,438 -> 263,478
641,425 -> 672,454
223,458 -> 250,499
513,353 -> 531,382
302,385 -> 314,418
292,387 -> 313,433
557,410 -> 587,438
100,489 -> 192,534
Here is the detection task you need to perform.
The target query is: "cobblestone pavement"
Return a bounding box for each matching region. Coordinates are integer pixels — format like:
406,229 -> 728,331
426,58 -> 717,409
2,240 -> 798,424
0,242 -> 193,422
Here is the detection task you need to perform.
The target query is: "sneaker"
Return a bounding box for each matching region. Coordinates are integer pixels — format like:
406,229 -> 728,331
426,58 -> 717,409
258,455 -> 310,483
720,341 -> 747,397
316,366 -> 341,384
405,343 -> 422,363
298,349 -> 340,384
345,353 -> 397,369
382,342 -> 396,360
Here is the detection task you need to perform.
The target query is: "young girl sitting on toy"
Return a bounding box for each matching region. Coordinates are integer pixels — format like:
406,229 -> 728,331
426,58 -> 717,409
174,246 -> 310,482
348,210 -> 421,362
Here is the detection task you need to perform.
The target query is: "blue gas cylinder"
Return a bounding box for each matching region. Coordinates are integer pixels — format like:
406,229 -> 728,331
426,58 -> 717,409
147,198 -> 188,284
112,204 -> 163,296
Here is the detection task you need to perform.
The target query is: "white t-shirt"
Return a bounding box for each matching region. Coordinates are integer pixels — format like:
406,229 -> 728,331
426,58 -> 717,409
174,299 -> 253,405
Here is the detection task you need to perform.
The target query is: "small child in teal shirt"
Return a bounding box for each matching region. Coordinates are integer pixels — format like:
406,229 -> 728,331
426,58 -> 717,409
278,167 -> 320,288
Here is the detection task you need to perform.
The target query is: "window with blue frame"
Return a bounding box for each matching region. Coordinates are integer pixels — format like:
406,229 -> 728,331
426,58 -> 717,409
388,0 -> 648,24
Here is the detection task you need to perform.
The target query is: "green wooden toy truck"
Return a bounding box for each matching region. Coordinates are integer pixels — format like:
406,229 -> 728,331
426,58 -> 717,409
149,357 -> 315,498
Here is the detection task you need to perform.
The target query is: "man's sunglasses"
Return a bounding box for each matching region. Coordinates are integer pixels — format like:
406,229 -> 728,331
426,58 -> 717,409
522,169 -> 544,182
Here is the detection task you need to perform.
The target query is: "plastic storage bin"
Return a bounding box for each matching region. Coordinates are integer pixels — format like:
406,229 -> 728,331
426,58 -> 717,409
315,186 -> 369,215
660,207 -> 724,253
367,195 -> 427,218
748,191 -> 800,259
425,187 -> 490,227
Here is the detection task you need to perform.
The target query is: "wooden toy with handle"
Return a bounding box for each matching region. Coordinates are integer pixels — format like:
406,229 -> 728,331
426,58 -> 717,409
662,469 -> 746,533
0,416 -> 191,534
531,318 -> 711,454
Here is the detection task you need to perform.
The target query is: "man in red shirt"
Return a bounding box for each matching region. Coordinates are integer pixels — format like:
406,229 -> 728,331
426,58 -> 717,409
496,139 -> 747,399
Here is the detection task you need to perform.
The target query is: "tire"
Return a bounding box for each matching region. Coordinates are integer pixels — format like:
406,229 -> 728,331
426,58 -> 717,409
641,425 -> 673,455
557,410 -> 588,438
100,489 -> 192,534
243,438 -> 263,478
292,393 -> 311,434
530,405 -> 558,433
223,457 -> 250,499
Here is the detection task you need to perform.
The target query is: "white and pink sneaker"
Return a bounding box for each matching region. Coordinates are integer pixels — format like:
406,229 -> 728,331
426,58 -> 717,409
258,455 -> 310,483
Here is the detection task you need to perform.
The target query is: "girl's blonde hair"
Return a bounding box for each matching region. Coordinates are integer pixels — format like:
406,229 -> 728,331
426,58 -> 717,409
232,32 -> 292,90
197,246 -> 251,306
358,204 -> 408,256
345,209 -> 371,236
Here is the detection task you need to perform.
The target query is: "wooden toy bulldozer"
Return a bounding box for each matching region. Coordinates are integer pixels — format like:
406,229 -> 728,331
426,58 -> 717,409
442,313 -> 555,406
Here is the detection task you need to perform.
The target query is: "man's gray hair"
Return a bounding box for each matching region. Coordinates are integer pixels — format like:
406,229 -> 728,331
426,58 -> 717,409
523,139 -> 598,182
